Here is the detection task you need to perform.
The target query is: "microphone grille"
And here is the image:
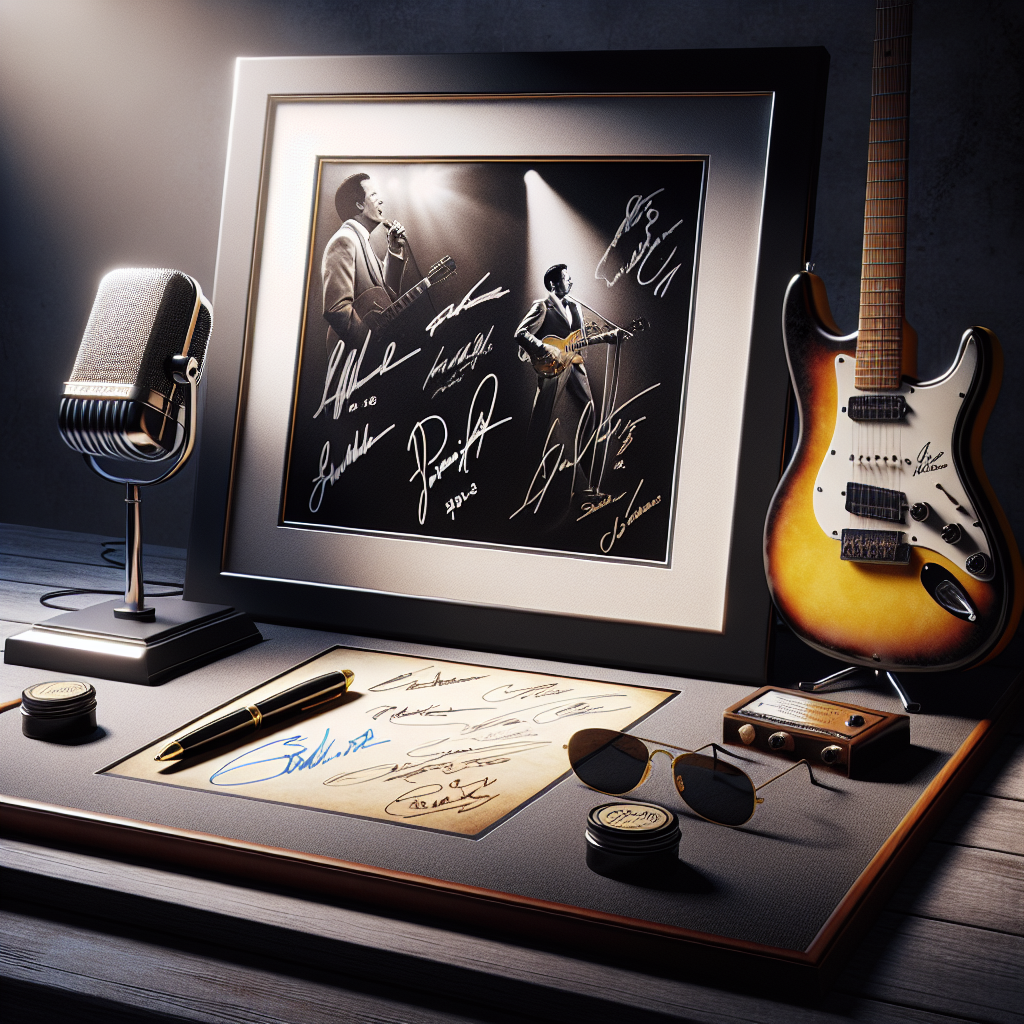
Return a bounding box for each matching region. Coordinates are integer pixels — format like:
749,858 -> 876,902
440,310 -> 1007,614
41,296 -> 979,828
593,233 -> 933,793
68,268 -> 211,400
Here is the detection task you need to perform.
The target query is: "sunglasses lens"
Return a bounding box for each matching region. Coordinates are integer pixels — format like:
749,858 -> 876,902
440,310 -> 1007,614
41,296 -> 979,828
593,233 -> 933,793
568,729 -> 649,794
672,753 -> 756,826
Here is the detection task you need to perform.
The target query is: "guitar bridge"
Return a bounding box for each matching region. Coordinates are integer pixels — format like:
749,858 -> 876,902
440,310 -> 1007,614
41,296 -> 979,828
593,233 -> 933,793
840,529 -> 910,564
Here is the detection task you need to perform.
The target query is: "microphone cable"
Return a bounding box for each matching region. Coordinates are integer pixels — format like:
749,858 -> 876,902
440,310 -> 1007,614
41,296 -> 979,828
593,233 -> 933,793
38,539 -> 184,611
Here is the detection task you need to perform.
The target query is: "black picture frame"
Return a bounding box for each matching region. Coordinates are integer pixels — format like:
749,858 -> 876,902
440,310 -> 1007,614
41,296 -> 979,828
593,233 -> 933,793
185,49 -> 829,683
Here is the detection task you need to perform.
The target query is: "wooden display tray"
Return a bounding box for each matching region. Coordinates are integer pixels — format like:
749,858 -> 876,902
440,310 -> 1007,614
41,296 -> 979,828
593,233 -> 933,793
2,638 -> 1019,991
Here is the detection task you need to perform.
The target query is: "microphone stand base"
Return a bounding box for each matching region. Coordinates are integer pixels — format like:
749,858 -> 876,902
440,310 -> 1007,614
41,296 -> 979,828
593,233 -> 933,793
4,597 -> 262,686
113,605 -> 157,621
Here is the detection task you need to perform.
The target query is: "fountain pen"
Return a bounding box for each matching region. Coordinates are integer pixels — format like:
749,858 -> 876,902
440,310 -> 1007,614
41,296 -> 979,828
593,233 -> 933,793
154,668 -> 354,761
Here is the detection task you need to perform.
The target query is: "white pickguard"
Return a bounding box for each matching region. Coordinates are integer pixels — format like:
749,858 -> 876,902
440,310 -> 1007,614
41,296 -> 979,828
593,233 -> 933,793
813,333 -> 993,580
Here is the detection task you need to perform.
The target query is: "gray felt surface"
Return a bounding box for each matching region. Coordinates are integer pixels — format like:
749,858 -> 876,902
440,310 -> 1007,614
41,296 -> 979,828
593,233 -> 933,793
0,622 -> 1016,953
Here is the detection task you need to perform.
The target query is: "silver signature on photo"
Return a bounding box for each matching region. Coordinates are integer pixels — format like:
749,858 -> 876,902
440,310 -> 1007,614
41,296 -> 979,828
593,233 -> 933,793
316,331 -> 421,420
309,424 -> 396,513
425,273 -> 510,337
596,189 -> 684,297
408,373 -> 511,524
510,383 -> 660,520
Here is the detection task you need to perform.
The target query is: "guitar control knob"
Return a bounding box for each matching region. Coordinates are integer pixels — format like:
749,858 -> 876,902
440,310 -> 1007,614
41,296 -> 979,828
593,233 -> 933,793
942,523 -> 963,544
820,745 -> 843,766
909,502 -> 931,522
737,724 -> 756,745
768,731 -> 794,751
845,714 -> 865,727
966,552 -> 990,575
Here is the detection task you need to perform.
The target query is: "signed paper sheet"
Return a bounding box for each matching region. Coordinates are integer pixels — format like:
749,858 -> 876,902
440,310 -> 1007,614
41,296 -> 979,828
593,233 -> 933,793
104,647 -> 674,837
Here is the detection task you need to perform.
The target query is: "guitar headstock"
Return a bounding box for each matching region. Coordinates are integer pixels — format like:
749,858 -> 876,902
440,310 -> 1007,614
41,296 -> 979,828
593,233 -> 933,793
428,255 -> 457,285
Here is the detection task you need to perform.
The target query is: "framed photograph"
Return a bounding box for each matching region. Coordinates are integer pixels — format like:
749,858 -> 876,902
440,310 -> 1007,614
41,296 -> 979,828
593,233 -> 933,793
186,50 -> 829,681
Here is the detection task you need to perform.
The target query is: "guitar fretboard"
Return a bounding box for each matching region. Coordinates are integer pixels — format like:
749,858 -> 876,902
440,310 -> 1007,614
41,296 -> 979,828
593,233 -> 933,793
856,0 -> 912,392
380,278 -> 431,326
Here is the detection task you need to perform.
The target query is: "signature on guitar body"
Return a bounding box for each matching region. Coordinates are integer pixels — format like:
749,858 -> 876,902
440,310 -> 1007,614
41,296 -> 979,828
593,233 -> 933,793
763,0 -> 1022,673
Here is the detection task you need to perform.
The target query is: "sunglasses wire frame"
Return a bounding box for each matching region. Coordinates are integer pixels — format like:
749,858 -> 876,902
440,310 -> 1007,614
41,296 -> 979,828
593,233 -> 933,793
566,731 -> 819,828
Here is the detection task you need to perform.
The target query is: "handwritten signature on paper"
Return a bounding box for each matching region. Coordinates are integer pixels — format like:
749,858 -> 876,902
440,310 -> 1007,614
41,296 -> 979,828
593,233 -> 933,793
408,373 -> 511,524
322,739 -> 549,788
425,274 -> 510,337
343,729 -> 389,756
368,668 -> 491,693
385,778 -> 498,819
596,189 -> 684,298
210,730 -> 343,786
197,660 -> 654,827
367,703 -> 490,727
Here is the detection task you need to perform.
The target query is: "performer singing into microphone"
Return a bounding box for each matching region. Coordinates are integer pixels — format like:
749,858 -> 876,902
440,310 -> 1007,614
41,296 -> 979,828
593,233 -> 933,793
322,173 -> 409,352
515,264 -> 623,497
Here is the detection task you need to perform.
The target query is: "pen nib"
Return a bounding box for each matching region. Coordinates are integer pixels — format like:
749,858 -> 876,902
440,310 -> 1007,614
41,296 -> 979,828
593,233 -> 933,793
155,741 -> 184,762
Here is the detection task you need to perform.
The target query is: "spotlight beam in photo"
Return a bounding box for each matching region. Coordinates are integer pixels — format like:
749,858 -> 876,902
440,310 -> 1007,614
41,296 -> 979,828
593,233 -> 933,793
523,168 -> 611,312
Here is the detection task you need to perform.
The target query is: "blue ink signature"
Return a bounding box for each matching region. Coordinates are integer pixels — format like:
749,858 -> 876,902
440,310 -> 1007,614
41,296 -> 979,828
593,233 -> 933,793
210,729 -> 344,786
344,728 -> 389,756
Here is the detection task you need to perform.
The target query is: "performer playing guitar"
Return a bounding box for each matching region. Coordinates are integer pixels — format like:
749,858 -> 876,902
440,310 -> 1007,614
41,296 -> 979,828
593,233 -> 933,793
514,263 -> 643,498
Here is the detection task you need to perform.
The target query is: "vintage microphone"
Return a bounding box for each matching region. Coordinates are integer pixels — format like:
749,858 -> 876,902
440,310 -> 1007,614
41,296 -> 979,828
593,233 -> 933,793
5,269 -> 261,684
58,268 -> 208,620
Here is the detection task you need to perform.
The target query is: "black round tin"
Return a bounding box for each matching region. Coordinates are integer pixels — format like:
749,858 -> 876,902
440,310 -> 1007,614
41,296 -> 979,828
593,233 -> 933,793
585,801 -> 680,881
21,680 -> 97,740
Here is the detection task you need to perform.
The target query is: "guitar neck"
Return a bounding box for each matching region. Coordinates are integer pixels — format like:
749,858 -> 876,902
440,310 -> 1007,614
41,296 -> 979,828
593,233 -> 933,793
378,276 -> 431,326
856,0 -> 912,392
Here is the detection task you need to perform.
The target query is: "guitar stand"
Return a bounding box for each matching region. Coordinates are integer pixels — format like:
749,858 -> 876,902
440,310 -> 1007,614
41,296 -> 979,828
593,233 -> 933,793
797,666 -> 921,714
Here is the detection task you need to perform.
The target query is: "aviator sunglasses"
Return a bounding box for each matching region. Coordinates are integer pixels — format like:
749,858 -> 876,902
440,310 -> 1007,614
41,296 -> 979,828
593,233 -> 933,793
567,728 -> 818,827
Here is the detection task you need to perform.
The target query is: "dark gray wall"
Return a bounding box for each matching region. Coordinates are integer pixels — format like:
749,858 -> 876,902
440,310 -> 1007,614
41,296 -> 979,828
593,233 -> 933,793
1,0 -> 1020,551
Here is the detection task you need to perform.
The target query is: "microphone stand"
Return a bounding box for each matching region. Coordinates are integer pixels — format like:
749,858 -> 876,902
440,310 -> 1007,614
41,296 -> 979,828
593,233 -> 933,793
85,355 -> 200,621
5,353 -> 261,685
570,296 -> 630,497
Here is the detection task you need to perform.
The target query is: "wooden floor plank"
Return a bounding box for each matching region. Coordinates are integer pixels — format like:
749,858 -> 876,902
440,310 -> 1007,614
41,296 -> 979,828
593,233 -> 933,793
0,840 -> 1003,1024
935,794 -> 1024,856
834,911 -> 1024,1024
0,897 -> 994,1024
0,907 -> 500,1024
0,523 -> 185,564
0,552 -> 185,590
970,736 -> 1024,802
886,843 -> 1023,934
0,579 -> 115,624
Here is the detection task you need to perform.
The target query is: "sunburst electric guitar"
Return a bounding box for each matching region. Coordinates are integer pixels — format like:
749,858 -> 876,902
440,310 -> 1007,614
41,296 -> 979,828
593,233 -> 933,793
529,318 -> 648,378
764,0 -> 1022,672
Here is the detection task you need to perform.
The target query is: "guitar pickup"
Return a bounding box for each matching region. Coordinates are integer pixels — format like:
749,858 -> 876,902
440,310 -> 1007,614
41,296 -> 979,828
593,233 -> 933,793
847,395 -> 908,421
841,529 -> 911,564
845,482 -> 907,523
